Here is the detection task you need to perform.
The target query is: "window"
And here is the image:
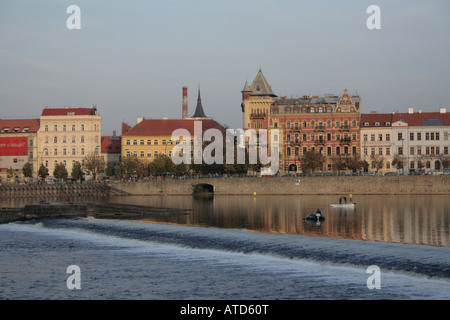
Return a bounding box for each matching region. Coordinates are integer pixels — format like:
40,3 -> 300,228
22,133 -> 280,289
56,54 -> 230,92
81,136 -> 85,143
147,151 -> 152,158
410,147 -> 414,155
311,121 -> 315,128
364,148 -> 368,156
133,151 -> 137,157
147,140 -> 151,145
398,133 -> 403,141
386,134 -> 391,141
72,136 -> 76,143
45,125 -> 48,132
126,140 -> 131,145
63,149 -> 67,155
436,132 -> 440,140
154,140 -> 158,145
352,120 -> 357,127
140,151 -> 145,158
386,147 -> 390,155
44,148 -> 49,156
54,149 -> 58,155
63,136 -> 66,143
417,147 -> 421,155
72,125 -> 76,131
426,132 -> 430,140
133,140 -> 137,145
287,147 -> 291,156
63,125 -> 66,131
386,162 -> 390,169
371,148 -> 375,156
72,148 -> 76,155
371,134 -> 375,141
363,134 -> 368,141
154,151 -> 158,157
417,132 -> 421,140
410,132 -> 414,141
81,148 -> 85,155
436,147 -> 440,154
410,161 -> 415,169
398,147 -> 403,155
378,148 -> 383,156
431,133 -> 435,140
286,121 -> 291,129
54,125 -> 58,131
162,140 -> 167,145
81,124 -> 85,131
444,147 -> 448,155
140,140 -> 144,145
378,134 -> 383,141
336,121 -> 340,128
327,120 -> 331,128
54,137 -> 57,143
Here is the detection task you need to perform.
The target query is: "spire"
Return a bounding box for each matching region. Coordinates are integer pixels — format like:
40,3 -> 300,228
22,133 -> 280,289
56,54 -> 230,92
242,81 -> 251,92
249,69 -> 277,97
192,87 -> 207,118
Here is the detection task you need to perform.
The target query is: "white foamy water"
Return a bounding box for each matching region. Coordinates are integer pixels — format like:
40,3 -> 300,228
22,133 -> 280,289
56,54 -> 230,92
0,218 -> 449,300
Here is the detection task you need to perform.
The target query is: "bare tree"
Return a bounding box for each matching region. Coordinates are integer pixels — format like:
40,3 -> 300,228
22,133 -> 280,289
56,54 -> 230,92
83,153 -> 105,181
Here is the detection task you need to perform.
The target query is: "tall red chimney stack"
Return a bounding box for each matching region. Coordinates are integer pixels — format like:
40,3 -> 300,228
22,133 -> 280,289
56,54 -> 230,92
182,86 -> 188,119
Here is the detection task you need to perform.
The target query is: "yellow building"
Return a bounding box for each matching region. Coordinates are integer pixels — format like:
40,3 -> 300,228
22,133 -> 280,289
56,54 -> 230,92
0,119 -> 40,182
121,118 -> 223,162
38,107 -> 102,177
360,113 -> 394,174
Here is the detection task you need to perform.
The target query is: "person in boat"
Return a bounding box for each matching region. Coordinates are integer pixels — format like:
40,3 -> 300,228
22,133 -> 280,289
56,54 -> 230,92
316,208 -> 322,219
339,197 -> 342,204
343,196 -> 347,204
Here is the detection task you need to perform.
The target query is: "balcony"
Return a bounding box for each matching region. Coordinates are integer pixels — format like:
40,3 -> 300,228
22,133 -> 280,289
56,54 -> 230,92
314,126 -> 325,132
290,127 -> 301,133
340,137 -> 351,145
339,125 -> 350,132
250,113 -> 266,119
315,139 -> 326,145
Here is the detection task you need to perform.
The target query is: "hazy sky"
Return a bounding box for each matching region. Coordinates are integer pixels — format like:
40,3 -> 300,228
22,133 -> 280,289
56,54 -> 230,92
1,0 -> 449,135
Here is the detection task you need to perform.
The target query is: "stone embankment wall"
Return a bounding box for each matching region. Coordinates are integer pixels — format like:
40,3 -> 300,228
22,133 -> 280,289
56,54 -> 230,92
109,175 -> 450,195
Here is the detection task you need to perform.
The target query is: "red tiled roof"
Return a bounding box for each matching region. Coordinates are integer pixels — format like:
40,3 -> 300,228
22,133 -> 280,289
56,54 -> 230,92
0,119 -> 40,133
360,113 -> 393,127
101,136 -> 121,153
41,107 -> 98,116
392,112 -> 450,126
122,119 -> 224,136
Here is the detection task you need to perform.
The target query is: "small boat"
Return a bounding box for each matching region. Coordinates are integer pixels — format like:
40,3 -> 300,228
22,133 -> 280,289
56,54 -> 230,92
305,213 -> 325,221
329,203 -> 355,208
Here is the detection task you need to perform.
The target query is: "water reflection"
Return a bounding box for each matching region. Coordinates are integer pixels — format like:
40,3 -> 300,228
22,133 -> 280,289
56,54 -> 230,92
107,194 -> 450,247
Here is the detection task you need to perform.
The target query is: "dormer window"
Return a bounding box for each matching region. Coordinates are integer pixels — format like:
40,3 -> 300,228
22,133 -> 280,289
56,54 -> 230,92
1,127 -> 10,133
22,127 -> 29,132
385,122 -> 391,126
375,122 -> 380,126
364,122 -> 369,126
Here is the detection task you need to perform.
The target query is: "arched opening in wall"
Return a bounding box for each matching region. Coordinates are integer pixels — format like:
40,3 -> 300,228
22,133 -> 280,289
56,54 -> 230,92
435,161 -> 441,171
193,183 -> 214,194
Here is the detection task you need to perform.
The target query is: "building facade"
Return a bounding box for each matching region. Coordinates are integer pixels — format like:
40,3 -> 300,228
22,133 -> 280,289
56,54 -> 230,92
360,112 -> 394,174
391,108 -> 450,174
38,107 -> 102,177
241,69 -> 362,173
0,119 -> 40,181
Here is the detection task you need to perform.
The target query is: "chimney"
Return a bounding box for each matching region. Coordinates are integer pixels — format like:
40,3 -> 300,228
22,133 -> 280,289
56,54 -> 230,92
408,107 -> 414,114
182,87 -> 188,119
137,117 -> 143,124
440,107 -> 446,114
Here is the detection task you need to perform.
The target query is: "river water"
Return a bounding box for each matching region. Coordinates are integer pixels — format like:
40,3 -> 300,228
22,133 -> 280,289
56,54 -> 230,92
0,194 -> 449,301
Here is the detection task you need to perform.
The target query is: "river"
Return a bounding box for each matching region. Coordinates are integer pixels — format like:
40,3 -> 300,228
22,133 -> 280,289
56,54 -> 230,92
0,194 -> 449,302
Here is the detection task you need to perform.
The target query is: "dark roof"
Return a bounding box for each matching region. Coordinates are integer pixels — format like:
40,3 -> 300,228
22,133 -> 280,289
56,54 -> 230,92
192,88 -> 207,118
249,69 -> 277,97
41,107 -> 99,116
361,113 -> 394,127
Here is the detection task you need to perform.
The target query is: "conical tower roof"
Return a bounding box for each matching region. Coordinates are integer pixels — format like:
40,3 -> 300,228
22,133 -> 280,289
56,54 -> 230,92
249,69 -> 277,97
192,87 -> 207,118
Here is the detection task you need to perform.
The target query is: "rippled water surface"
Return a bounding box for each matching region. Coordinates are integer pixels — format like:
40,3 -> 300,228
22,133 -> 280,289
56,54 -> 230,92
0,194 -> 449,300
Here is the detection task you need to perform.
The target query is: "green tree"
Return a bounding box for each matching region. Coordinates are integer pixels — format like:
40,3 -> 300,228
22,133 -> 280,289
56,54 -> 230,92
71,161 -> 84,181
22,162 -> 33,181
105,162 -> 116,177
120,157 -> 140,177
38,164 -> 48,181
53,163 -> 68,180
149,154 -> 176,175
300,150 -> 324,173
83,153 -> 105,180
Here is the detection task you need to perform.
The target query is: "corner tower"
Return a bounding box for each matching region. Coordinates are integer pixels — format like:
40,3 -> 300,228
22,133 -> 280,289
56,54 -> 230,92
241,69 -> 277,130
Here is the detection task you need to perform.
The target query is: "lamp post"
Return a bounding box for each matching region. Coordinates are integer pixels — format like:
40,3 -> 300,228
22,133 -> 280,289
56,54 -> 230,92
401,138 -> 405,175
